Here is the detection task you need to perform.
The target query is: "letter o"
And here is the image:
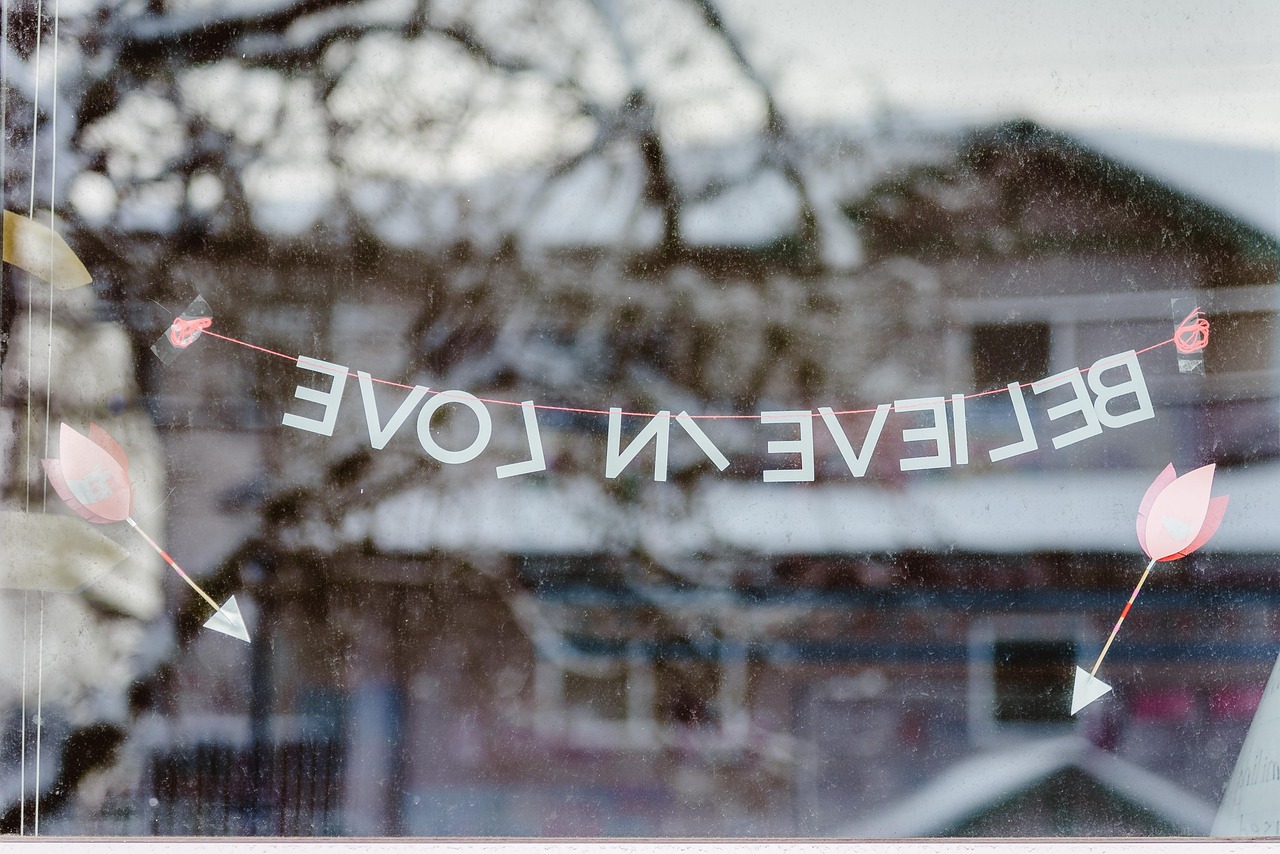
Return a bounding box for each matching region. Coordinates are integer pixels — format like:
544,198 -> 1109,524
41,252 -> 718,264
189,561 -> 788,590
416,391 -> 493,464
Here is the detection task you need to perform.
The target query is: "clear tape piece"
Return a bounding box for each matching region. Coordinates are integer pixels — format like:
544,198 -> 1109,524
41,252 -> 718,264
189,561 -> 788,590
151,294 -> 213,365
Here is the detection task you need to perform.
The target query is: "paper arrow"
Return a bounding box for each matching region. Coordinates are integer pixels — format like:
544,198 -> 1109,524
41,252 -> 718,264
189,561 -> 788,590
126,517 -> 250,643
3,210 -> 92,288
1071,666 -> 1114,715
203,595 -> 251,643
1070,463 -> 1230,715
1070,559 -> 1153,715
43,423 -> 250,642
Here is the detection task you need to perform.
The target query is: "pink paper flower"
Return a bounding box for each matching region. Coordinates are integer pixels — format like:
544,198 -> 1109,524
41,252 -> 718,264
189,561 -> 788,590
1136,463 -> 1228,562
42,423 -> 133,524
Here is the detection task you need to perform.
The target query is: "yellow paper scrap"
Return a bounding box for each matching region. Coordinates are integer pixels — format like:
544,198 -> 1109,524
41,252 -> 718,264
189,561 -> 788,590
0,511 -> 128,592
3,210 -> 93,288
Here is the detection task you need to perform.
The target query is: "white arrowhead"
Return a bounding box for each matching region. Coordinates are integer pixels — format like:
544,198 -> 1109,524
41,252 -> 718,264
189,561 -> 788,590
203,595 -> 251,643
1071,666 -> 1112,715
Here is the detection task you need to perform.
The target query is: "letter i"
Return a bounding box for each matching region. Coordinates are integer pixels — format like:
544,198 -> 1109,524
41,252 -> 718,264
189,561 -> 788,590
951,394 -> 969,466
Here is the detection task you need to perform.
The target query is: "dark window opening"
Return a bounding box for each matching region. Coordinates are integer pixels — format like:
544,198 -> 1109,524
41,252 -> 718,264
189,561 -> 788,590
972,321 -> 1052,390
1207,311 -> 1274,375
992,638 -> 1076,724
654,659 -> 720,728
563,670 -> 629,721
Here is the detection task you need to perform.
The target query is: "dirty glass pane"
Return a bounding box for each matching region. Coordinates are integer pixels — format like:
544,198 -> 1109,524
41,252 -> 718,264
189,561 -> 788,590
1,0 -> 1278,841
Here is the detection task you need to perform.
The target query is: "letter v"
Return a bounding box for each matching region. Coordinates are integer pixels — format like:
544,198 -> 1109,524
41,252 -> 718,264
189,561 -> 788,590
358,371 -> 430,450
818,405 -> 890,477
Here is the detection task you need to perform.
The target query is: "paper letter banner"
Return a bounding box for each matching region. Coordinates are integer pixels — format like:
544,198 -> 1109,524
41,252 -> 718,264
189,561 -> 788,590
165,304 -> 1208,485
273,345 -> 1159,483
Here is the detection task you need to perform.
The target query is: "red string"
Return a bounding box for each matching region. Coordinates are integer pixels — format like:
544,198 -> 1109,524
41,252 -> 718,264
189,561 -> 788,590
200,327 -> 1183,422
1174,306 -> 1210,354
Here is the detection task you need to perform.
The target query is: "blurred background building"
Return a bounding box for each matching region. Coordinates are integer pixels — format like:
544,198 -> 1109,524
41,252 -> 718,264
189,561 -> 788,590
1,0 -> 1278,839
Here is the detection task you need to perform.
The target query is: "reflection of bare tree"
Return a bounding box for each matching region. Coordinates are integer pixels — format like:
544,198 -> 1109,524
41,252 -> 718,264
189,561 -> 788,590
2,0 -> 897,833
36,0 -> 874,422
0,285 -> 166,833
1,0 -> 1265,836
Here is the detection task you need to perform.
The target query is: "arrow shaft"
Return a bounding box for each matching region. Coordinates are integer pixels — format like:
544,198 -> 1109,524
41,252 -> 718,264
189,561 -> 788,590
1090,557 -> 1156,677
126,517 -> 221,614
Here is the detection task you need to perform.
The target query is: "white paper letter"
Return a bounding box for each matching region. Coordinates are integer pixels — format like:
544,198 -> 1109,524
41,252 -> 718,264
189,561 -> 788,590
416,391 -> 493,464
1087,350 -> 1155,430
675,412 -> 730,471
951,394 -> 969,466
358,372 -> 429,450
282,355 -> 349,437
818,405 -> 889,477
496,401 -> 547,479
1032,368 -> 1103,449
762,411 -> 815,482
989,383 -> 1039,462
606,408 -> 671,481
896,398 -> 951,471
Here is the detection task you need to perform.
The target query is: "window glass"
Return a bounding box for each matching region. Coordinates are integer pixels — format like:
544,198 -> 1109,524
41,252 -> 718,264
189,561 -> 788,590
1,0 -> 1278,841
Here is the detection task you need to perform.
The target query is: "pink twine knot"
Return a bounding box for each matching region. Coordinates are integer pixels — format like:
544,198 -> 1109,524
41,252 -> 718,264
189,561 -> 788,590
167,316 -> 212,348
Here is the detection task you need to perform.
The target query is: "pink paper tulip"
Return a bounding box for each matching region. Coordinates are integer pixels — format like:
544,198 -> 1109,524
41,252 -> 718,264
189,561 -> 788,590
42,423 -> 133,524
1136,463 -> 1228,562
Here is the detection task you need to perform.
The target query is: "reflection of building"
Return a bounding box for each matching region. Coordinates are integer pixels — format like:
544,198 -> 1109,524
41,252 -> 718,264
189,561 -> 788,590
844,736 -> 1217,837
70,120 -> 1280,836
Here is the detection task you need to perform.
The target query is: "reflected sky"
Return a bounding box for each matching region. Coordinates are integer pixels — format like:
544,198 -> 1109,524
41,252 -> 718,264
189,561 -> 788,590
719,0 -> 1280,147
